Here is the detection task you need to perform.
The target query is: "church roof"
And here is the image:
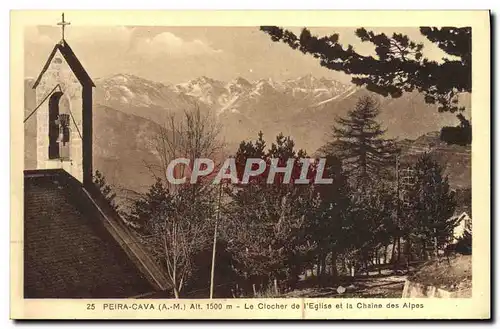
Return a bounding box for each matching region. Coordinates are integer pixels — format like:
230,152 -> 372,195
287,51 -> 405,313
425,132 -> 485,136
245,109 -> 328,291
24,169 -> 170,298
32,41 -> 95,89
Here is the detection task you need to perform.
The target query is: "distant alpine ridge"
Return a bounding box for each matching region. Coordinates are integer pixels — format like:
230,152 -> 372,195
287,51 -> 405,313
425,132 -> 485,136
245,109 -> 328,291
92,73 -> 469,152
24,74 -> 471,197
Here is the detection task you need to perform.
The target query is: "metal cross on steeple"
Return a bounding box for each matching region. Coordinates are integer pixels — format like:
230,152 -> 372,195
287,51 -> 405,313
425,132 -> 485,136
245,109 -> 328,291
57,13 -> 71,43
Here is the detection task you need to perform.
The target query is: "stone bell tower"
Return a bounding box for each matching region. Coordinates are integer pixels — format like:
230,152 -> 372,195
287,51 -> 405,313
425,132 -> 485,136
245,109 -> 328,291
32,13 -> 95,186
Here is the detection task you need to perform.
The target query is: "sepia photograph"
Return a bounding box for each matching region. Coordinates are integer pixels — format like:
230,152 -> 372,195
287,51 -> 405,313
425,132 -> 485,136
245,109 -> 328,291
11,10 -> 490,320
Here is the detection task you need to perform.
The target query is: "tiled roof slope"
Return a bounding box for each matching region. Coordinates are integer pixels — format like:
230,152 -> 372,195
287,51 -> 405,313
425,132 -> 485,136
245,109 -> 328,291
24,169 -> 169,298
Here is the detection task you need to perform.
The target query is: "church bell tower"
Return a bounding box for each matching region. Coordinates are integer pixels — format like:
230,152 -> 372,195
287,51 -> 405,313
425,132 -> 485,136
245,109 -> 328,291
32,13 -> 95,186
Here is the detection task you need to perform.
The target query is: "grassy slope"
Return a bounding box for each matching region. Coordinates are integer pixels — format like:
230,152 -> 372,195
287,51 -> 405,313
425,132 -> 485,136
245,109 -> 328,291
409,254 -> 472,292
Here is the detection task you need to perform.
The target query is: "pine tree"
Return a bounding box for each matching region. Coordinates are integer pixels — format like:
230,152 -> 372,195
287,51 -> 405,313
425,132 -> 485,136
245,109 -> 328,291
127,178 -> 214,298
440,113 -> 472,146
405,153 -> 458,259
260,26 -> 470,113
308,154 -> 351,282
226,132 -> 311,290
92,170 -> 118,211
455,219 -> 472,255
321,96 -> 397,189
234,130 -> 267,183
127,177 -> 174,232
260,26 -> 471,145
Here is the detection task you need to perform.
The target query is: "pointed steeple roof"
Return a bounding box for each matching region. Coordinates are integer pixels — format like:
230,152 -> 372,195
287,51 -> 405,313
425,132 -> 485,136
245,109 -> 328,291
32,40 -> 95,89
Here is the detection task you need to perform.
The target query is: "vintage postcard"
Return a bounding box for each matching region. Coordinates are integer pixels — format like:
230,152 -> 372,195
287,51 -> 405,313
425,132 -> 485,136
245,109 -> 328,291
10,10 -> 490,319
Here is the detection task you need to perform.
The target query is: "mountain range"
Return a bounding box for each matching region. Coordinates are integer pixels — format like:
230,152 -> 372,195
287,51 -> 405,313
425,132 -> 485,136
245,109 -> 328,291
92,73 -> 471,151
24,74 -> 471,200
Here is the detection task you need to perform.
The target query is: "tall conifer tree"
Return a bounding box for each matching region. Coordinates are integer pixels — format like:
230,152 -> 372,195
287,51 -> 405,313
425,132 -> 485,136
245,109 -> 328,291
322,96 -> 397,189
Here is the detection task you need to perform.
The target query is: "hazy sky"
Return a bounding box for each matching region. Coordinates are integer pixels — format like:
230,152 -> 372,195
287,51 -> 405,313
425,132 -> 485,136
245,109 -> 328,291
25,25 -> 454,85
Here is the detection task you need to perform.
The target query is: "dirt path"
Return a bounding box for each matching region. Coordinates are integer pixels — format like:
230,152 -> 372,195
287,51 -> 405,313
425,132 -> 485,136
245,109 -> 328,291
283,273 -> 407,298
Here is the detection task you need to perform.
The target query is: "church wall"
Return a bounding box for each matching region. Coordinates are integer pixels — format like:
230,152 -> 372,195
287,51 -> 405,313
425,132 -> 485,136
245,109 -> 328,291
36,49 -> 84,183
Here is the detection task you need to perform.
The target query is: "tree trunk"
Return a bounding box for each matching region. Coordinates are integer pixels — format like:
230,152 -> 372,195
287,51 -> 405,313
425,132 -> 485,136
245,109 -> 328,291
383,245 -> 388,264
391,237 -> 397,263
377,250 -> 382,275
434,236 -> 439,260
422,240 -> 427,260
322,254 -> 327,276
397,237 -> 401,262
331,249 -> 338,281
405,238 -> 411,273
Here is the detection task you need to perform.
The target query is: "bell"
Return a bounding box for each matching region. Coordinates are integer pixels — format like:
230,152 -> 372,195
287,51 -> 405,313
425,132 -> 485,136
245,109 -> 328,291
55,114 -> 70,145
62,126 -> 70,144
56,130 -> 64,143
56,125 -> 70,145
57,113 -> 70,126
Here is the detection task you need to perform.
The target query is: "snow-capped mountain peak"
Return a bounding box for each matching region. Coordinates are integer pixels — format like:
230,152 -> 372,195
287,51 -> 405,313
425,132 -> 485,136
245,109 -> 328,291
97,73 -> 353,120
225,77 -> 252,94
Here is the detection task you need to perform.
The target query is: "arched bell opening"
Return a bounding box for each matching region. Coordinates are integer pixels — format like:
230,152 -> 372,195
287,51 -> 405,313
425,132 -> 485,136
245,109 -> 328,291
48,91 -> 71,160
